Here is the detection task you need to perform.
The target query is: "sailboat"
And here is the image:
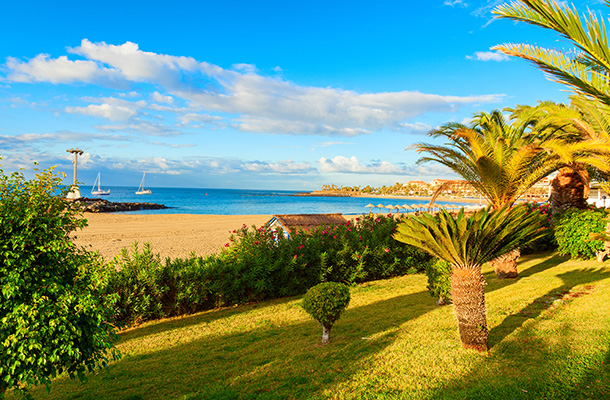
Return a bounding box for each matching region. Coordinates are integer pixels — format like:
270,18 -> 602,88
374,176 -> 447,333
135,173 -> 152,195
91,172 -> 110,196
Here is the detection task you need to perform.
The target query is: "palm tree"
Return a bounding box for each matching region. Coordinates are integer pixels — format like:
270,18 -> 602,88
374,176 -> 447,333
393,205 -> 547,351
492,0 -> 610,107
414,108 -> 610,278
510,99 -> 610,212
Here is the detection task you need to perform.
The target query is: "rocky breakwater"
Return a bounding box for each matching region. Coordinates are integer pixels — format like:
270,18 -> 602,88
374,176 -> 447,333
69,198 -> 168,213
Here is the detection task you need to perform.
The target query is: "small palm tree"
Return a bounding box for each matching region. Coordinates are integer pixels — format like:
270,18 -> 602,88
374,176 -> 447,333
393,205 -> 547,351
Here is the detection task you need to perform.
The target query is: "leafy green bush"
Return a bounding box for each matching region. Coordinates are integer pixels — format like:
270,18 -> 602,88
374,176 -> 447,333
425,259 -> 452,305
554,207 -> 608,259
0,164 -> 118,397
100,214 -> 433,327
521,202 -> 557,254
105,242 -> 166,325
302,282 -> 351,344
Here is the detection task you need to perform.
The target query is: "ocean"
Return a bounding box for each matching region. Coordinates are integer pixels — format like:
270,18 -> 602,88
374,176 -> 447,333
83,186 -> 475,215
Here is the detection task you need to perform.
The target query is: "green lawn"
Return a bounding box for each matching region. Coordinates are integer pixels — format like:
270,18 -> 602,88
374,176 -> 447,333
10,253 -> 610,400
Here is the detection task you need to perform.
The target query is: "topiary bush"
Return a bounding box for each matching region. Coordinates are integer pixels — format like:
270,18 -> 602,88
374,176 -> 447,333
302,282 -> 351,345
425,259 -> 452,305
554,207 -> 608,259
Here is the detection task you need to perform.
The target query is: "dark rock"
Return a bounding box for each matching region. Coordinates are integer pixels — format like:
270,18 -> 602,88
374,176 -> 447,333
67,197 -> 168,213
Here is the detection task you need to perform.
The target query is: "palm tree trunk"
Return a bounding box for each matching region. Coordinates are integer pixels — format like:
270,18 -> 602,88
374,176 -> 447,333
489,248 -> 520,279
549,167 -> 589,213
321,323 -> 331,345
451,267 -> 489,352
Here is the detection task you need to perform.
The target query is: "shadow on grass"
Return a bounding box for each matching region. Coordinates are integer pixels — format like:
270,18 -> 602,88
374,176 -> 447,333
119,295 -> 300,344
23,289 -> 436,400
421,267 -> 610,400
489,267 -> 610,348
483,253 -> 569,293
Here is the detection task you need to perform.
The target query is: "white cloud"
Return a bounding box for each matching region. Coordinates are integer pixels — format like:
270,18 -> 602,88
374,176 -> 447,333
318,156 -> 407,175
397,122 -> 434,134
232,63 -> 257,73
444,0 -> 468,7
4,39 -> 504,137
151,91 -> 174,104
66,103 -> 137,121
467,51 -> 510,62
5,54 -> 116,84
241,160 -> 314,174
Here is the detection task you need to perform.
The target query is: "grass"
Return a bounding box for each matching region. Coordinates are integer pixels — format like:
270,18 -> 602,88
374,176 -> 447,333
8,253 -> 610,399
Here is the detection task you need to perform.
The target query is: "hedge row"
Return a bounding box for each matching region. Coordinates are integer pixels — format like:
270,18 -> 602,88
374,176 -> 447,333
99,214 -> 433,326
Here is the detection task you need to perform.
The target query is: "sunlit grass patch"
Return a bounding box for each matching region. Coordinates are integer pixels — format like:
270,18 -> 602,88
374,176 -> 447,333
8,254 -> 610,400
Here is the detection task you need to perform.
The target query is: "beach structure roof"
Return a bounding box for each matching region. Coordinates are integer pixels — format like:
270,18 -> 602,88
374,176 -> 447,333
265,213 -> 348,239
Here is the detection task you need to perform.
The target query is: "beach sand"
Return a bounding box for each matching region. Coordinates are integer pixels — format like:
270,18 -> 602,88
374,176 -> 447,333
73,213 -> 271,260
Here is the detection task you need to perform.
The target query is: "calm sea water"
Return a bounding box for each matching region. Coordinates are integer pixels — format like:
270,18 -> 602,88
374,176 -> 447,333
83,186 -> 475,215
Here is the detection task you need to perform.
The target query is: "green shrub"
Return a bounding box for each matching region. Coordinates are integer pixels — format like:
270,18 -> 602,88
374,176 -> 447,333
105,242 -> 166,325
425,259 -> 452,305
0,164 -> 118,397
521,202 -> 557,254
302,282 -> 351,345
100,214 -> 433,326
554,207 -> 608,259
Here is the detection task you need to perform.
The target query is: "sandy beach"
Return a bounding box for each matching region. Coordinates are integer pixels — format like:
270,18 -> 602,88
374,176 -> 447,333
73,213 -> 272,260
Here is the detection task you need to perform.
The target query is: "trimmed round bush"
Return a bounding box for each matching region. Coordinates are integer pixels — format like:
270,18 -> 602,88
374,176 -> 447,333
302,282 -> 350,345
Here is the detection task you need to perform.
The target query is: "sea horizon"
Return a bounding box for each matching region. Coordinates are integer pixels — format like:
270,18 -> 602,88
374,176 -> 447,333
77,185 -> 477,216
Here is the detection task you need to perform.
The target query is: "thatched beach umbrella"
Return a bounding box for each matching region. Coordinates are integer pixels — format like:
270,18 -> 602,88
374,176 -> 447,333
365,203 -> 375,213
395,204 -> 403,213
376,203 -> 385,212
385,204 -> 396,213
402,204 -> 413,213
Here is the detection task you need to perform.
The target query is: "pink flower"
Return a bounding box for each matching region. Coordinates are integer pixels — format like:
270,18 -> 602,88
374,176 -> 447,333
333,235 -> 337,239
224,243 -> 230,247
254,241 -> 259,245
298,244 -> 304,250
384,248 -> 390,253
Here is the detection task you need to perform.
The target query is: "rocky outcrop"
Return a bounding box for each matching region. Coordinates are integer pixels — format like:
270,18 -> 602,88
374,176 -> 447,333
68,198 -> 168,213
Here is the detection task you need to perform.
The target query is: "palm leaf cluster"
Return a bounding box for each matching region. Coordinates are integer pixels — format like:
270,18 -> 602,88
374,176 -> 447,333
492,0 -> 610,107
393,205 -> 547,269
413,109 -> 609,209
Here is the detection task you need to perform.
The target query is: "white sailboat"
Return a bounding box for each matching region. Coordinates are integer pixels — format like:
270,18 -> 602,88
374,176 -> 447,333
91,172 -> 110,196
135,173 -> 152,195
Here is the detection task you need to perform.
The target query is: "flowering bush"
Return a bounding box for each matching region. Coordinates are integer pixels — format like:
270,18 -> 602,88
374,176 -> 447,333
100,213 -> 433,326
289,213 -> 432,284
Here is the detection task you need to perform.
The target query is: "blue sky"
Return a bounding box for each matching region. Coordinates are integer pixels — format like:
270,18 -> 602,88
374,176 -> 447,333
1,0 -> 606,190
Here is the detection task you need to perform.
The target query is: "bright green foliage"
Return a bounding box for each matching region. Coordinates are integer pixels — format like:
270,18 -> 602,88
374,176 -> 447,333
100,215 -> 431,327
493,0 -> 610,108
105,242 -> 166,326
414,109 -> 610,210
0,165 -> 118,397
424,259 -> 452,303
301,282 -> 350,327
555,207 -> 608,259
393,205 -> 549,269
